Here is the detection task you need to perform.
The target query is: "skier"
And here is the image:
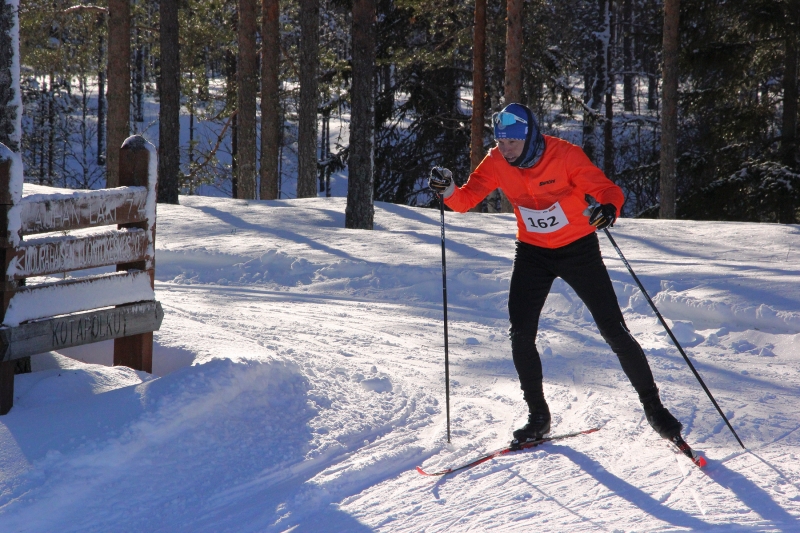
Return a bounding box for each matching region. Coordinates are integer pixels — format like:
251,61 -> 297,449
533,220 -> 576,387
428,102 -> 683,445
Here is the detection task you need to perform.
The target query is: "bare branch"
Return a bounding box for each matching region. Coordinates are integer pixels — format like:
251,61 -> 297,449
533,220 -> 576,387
186,110 -> 238,181
63,5 -> 108,14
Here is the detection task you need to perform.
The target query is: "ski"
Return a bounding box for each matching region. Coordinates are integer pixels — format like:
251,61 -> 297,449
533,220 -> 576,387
670,435 -> 707,468
416,428 -> 601,477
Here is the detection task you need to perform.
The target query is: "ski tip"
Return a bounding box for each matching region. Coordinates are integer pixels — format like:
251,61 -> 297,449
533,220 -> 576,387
415,466 -> 428,476
695,455 -> 707,468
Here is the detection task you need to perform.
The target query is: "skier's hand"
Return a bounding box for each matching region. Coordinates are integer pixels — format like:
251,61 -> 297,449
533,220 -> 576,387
588,203 -> 617,229
429,167 -> 455,197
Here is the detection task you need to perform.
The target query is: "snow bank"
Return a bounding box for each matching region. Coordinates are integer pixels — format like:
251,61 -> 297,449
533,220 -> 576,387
652,290 -> 800,334
15,355 -> 152,410
1,357 -> 311,532
159,248 -> 511,318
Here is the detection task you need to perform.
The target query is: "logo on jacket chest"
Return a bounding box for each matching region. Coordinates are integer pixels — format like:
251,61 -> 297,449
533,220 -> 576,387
539,179 -> 556,186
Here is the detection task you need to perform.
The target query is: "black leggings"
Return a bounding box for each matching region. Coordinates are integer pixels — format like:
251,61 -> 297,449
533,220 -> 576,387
508,233 -> 657,400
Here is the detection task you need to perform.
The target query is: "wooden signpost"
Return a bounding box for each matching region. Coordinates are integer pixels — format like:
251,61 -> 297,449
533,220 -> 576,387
0,136 -> 163,414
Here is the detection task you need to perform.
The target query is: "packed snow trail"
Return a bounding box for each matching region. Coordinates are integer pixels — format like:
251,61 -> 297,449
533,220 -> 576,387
0,197 -> 798,531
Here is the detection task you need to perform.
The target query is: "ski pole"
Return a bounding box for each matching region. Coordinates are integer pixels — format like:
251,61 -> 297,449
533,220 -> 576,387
438,192 -> 452,443
602,227 -> 745,449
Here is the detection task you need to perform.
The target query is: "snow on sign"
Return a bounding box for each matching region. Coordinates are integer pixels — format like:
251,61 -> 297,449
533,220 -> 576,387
16,186 -> 148,237
2,269 -> 156,327
0,134 -> 162,415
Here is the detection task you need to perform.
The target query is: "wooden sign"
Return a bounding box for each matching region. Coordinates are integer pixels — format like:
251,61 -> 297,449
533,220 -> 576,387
9,228 -> 150,279
0,136 -> 161,415
0,300 -> 163,362
16,186 -> 148,237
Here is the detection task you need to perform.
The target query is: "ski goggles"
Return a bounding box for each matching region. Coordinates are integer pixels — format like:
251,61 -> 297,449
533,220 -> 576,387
492,111 -> 528,129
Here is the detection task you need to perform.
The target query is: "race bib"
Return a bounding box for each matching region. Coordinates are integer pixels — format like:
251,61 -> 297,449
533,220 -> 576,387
519,203 -> 569,234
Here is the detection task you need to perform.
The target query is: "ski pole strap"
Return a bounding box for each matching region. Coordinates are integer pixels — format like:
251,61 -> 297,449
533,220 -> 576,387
602,228 -> 745,450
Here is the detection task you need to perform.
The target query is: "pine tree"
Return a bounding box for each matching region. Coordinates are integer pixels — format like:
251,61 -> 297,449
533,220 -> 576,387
346,0 -> 377,229
107,0 -> 131,187
470,0 -> 486,173
260,0 -> 281,200
659,0 -> 678,219
237,0 -> 258,199
158,0 -> 181,204
297,0 -> 319,198
504,0 -> 523,102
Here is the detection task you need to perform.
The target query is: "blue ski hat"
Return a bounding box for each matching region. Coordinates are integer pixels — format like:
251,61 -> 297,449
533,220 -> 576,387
492,103 -> 545,168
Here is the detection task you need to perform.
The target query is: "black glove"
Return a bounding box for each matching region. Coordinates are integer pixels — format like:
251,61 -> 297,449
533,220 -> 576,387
588,203 -> 617,229
429,167 -> 454,195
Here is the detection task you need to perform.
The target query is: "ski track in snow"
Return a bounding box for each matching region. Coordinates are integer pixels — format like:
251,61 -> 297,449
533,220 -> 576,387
0,196 -> 798,532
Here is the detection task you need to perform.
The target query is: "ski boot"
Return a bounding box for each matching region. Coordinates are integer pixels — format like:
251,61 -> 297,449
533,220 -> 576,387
512,398 -> 551,446
640,388 -> 682,439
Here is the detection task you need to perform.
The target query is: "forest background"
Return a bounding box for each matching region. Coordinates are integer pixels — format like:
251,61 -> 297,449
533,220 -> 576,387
6,0 -> 800,224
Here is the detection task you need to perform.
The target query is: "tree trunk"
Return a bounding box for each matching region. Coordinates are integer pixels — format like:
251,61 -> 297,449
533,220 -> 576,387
0,0 -> 20,153
232,111 -> 239,198
603,0 -> 615,178
158,0 -> 180,204
226,49 -> 238,197
320,109 -> 329,194
297,0 -> 319,199
622,0 -> 635,112
345,0 -> 376,229
188,88 -> 195,193
659,0 -> 679,219
504,0 -> 523,103
133,27 -> 144,125
583,0 -> 610,165
237,0 -> 258,199
497,0 -> 523,213
260,0 -> 281,200
47,74 -> 54,185
38,85 -> 45,180
81,76 -> 89,186
97,27 -> 106,166
647,52 -> 658,111
782,6 -> 799,169
471,0 -> 486,172
107,0 -> 131,188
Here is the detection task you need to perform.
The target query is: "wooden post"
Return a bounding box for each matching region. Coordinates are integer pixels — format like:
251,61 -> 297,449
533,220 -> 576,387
0,145 -> 18,414
114,135 -> 156,373
0,359 -> 12,414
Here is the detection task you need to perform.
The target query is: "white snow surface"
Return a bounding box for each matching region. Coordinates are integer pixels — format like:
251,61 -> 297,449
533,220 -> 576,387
0,196 -> 799,532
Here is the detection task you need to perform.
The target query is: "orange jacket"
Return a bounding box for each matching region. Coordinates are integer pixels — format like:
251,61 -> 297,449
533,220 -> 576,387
444,135 -> 624,249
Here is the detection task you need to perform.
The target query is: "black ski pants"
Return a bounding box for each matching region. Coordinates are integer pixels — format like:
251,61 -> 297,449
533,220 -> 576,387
508,232 -> 657,402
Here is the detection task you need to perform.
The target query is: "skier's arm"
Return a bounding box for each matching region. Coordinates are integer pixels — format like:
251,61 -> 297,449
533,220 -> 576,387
567,146 -> 624,214
443,157 -> 500,213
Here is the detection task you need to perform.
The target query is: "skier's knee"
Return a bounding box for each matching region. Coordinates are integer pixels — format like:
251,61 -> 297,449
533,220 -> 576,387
509,325 -> 538,342
601,322 -> 638,353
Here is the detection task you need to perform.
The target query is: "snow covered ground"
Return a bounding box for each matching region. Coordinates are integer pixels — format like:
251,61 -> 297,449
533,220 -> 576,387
0,196 -> 799,532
